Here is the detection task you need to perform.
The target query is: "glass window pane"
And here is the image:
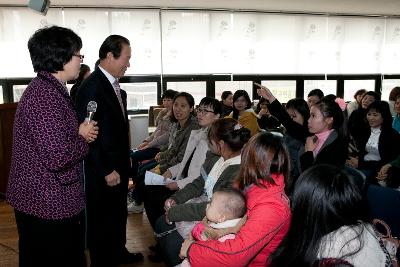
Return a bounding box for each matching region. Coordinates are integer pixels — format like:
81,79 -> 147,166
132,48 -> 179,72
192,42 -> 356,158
304,80 -> 337,100
0,86 -> 3,104
261,81 -> 296,103
13,85 -> 28,102
215,81 -> 253,101
166,82 -> 206,106
119,82 -> 158,110
381,79 -> 400,102
343,80 -> 375,102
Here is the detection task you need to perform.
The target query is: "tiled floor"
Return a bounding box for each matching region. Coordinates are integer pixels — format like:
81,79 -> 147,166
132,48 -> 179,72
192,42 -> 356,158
0,200 -> 165,267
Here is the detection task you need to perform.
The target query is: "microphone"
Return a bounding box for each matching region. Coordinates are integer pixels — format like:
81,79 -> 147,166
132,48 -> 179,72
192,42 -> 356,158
86,101 -> 97,123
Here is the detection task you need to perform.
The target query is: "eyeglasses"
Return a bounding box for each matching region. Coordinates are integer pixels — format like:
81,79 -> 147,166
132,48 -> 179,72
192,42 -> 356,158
73,54 -> 85,62
196,107 -> 214,115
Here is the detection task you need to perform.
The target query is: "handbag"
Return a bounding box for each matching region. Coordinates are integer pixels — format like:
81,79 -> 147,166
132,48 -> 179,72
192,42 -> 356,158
373,219 -> 399,267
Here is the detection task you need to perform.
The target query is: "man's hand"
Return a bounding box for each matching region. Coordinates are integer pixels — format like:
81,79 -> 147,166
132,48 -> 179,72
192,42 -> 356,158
105,170 -> 120,186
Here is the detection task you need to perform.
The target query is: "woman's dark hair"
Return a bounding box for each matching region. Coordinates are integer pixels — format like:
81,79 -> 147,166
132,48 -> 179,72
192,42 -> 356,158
28,26 -> 82,73
269,164 -> 367,267
170,92 -> 195,122
324,94 -> 337,102
366,100 -> 393,131
308,89 -> 324,99
232,90 -> 252,120
314,98 -> 344,131
354,89 -> 367,100
162,89 -> 178,100
74,64 -> 90,84
389,86 -> 400,102
99,35 -> 130,60
221,91 -> 233,101
285,98 -> 310,127
238,132 -> 290,190
199,97 -> 222,116
208,118 -> 250,153
362,91 -> 381,102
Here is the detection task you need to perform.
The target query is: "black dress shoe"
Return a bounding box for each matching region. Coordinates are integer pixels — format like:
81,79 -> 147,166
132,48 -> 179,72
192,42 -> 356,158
119,251 -> 144,264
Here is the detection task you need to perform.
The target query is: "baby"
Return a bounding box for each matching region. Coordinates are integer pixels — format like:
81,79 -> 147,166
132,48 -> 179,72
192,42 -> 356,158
192,188 -> 247,241
179,189 -> 246,267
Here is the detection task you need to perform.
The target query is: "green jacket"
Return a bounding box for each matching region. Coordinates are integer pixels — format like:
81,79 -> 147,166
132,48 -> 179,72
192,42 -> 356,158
158,116 -> 200,173
167,153 -> 240,222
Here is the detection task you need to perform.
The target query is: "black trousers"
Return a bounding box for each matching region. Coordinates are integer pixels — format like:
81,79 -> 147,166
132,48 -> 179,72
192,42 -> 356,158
85,169 -> 129,267
15,210 -> 86,267
154,215 -> 184,267
143,185 -> 176,229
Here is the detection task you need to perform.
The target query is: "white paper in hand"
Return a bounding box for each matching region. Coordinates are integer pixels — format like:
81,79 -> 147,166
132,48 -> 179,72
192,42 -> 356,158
144,171 -> 173,185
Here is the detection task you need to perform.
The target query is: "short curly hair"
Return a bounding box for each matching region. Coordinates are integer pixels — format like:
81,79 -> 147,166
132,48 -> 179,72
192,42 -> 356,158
28,26 -> 82,73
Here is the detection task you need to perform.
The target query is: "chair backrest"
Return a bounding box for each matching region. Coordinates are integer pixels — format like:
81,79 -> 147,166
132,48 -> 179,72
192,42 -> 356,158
148,105 -> 163,127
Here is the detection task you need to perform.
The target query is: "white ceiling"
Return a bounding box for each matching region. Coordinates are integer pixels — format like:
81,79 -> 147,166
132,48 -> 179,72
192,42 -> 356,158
1,0 -> 400,16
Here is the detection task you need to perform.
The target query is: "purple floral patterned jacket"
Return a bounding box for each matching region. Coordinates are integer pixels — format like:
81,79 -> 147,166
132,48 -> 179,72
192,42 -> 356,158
7,71 -> 89,220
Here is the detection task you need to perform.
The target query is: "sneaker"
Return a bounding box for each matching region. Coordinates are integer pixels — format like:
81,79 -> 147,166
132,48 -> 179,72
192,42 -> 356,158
127,201 -> 144,214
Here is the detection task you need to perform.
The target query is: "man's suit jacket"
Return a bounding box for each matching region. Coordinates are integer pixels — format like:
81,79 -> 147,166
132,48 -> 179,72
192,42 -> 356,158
76,67 -> 130,183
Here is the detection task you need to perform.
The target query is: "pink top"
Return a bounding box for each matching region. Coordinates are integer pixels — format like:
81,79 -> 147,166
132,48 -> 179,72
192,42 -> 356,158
313,129 -> 334,158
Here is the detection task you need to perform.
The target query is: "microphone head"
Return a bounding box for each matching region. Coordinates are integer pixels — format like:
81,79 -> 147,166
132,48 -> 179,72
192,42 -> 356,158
87,101 -> 97,113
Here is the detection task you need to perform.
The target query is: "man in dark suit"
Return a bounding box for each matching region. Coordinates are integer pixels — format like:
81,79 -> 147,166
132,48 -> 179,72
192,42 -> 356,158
76,35 -> 143,266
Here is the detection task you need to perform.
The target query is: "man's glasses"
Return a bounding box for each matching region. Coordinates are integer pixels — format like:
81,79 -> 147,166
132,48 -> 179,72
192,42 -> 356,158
73,54 -> 85,62
196,107 -> 214,115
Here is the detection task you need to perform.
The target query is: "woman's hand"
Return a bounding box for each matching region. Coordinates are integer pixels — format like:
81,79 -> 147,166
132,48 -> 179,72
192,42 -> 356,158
79,121 -> 99,143
305,136 -> 318,152
154,152 -> 161,162
258,109 -> 268,117
162,169 -> 172,179
137,141 -> 148,150
165,182 -> 179,191
377,163 -> 391,180
164,198 -> 176,211
255,83 -> 276,103
346,156 -> 359,168
179,239 -> 194,259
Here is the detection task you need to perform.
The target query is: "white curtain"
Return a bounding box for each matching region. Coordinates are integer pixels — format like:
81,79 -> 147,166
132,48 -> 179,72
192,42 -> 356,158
0,7 -> 399,78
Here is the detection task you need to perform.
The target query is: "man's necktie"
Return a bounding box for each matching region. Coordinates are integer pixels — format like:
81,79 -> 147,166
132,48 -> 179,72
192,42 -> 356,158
113,79 -> 126,117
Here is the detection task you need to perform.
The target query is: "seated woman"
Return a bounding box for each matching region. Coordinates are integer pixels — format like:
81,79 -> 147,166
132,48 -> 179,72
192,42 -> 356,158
179,132 -> 291,267
256,84 -> 310,181
226,90 -> 260,136
346,89 -> 367,117
162,97 -> 222,190
128,89 -> 177,211
131,92 -> 199,214
348,91 -> 380,151
153,118 -> 250,266
220,90 -> 233,117
392,95 -> 400,133
143,97 -> 221,227
254,98 -> 280,130
347,101 -> 400,182
269,164 -> 392,267
300,97 -> 348,172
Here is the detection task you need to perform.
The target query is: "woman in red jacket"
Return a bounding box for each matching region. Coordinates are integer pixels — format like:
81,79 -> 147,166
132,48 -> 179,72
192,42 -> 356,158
179,132 -> 291,267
